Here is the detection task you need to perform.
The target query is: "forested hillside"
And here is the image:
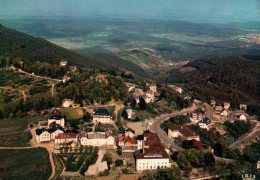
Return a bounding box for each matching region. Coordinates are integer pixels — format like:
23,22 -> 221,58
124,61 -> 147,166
162,55 -> 260,108
0,24 -> 147,77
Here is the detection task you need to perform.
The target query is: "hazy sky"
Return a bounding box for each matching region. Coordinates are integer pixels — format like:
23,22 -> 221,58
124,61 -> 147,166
0,0 -> 260,22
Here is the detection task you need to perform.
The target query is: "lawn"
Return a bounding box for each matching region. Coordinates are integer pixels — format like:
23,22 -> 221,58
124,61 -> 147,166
0,116 -> 45,134
61,108 -> 84,120
0,148 -> 52,180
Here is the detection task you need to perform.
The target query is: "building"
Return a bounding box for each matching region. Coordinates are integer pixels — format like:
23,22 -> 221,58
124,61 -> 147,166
239,114 -> 247,120
198,118 -> 212,130
95,74 -> 108,83
80,131 -> 114,146
168,125 -> 200,141
240,104 -> 247,111
60,60 -> 67,66
136,132 -> 171,171
182,139 -> 203,150
220,110 -> 228,117
126,109 -> 134,119
124,129 -> 135,138
125,82 -> 137,92
191,109 -> 203,123
118,136 -> 132,147
224,102 -> 230,110
48,110 -> 65,128
168,85 -> 183,94
210,100 -> 216,106
149,85 -> 157,93
69,66 -> 77,72
144,90 -> 155,103
122,139 -> 138,152
55,133 -> 77,149
93,108 -> 113,124
36,127 -> 64,143
215,106 -> 223,114
257,158 -> 260,170
62,99 -> 72,108
62,75 -> 70,83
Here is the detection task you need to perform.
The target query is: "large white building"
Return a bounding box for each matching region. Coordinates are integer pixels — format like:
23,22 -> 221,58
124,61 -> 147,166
80,131 -> 114,146
198,118 -> 212,130
54,133 -> 78,149
136,132 -> 171,171
35,127 -> 64,143
48,110 -> 65,128
190,109 -> 202,123
93,108 -> 113,124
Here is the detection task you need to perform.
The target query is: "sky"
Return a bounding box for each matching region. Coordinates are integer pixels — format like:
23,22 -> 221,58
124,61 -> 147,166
0,0 -> 260,22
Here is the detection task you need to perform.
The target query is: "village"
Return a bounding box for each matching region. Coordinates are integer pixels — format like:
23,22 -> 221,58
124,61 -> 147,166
27,61 -> 259,179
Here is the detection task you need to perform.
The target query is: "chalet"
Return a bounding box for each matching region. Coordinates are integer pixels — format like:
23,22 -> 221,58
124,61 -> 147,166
144,90 -> 155,103
224,102 -> 230,110
80,131 -> 114,146
60,60 -> 67,66
48,110 -> 65,128
36,127 -> 64,143
126,109 -> 134,119
182,139 -> 202,150
198,118 -> 212,130
93,108 -> 113,124
239,114 -> 247,121
190,109 -> 202,123
215,105 -> 223,114
210,100 -> 216,106
124,128 -> 135,138
136,132 -> 171,171
62,75 -> 70,83
62,99 -> 72,108
168,85 -> 183,94
168,125 -> 200,141
55,133 -> 77,149
220,110 -> 228,117
240,104 -> 247,111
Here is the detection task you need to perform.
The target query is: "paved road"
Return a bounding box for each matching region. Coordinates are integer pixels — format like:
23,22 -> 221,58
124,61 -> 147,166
150,103 -> 198,152
229,130 -> 260,149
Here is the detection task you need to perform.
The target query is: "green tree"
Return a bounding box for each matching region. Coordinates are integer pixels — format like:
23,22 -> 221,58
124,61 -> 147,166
115,159 -> 124,167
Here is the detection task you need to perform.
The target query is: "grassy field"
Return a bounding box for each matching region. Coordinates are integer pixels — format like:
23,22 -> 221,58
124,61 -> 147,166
0,116 -> 45,134
61,108 -> 84,120
0,131 -> 32,147
0,148 -> 52,179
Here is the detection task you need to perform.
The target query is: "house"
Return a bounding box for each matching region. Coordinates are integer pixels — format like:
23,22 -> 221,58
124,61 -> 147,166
190,109 -> 202,123
210,100 -> 216,106
257,158 -> 260,170
60,60 -> 67,66
122,139 -> 138,152
168,125 -> 200,141
125,82 -> 137,92
124,128 -> 135,138
215,106 -> 223,114
240,104 -> 247,111
62,75 -> 70,83
95,74 -> 108,83
144,90 -> 155,103
136,132 -> 171,171
149,85 -> 157,93
126,109 -> 134,119
220,110 -> 228,117
62,99 -> 72,108
48,110 -> 65,128
36,127 -> 64,143
93,108 -> 113,124
168,85 -> 183,94
182,139 -> 203,150
198,118 -> 212,130
118,136 -> 132,147
224,102 -> 230,110
55,133 -> 77,149
80,130 -> 114,146
69,66 -> 77,72
239,114 -> 247,120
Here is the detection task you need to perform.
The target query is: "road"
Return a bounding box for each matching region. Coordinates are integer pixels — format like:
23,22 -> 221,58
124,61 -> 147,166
0,86 -> 27,102
229,121 -> 260,149
150,103 -> 198,151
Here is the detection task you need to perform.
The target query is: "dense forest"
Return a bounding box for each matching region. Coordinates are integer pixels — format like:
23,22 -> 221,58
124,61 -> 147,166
0,24 -> 147,77
162,55 -> 260,110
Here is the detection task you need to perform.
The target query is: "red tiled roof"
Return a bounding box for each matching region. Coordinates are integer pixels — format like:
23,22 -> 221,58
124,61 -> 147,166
56,133 -> 76,139
125,139 -> 137,145
169,125 -> 198,137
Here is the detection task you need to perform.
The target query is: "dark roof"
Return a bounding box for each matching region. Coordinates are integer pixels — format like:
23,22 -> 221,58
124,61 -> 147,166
200,118 -> 211,125
49,110 -> 64,120
93,108 -> 110,116
36,128 -> 46,135
48,127 -> 64,133
137,135 -> 144,140
193,109 -> 202,115
182,139 -> 202,150
125,128 -> 135,134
